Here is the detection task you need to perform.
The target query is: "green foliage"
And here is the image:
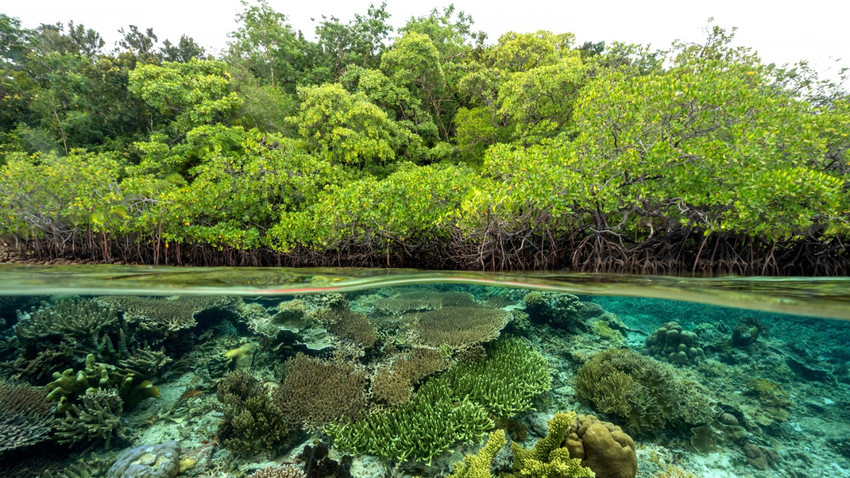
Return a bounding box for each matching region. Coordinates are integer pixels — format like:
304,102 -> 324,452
128,59 -> 242,136
287,83 -> 400,166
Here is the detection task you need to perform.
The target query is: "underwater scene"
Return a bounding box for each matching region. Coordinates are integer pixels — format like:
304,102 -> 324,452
0,266 -> 849,478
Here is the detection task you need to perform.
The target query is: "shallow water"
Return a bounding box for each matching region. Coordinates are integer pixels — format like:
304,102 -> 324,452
0,265 -> 848,477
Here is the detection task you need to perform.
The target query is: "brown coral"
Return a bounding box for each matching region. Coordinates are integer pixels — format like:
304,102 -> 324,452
565,414 -> 637,478
97,295 -> 237,332
216,370 -> 289,457
646,322 -> 704,365
0,381 -> 55,454
369,290 -> 443,315
410,307 -> 510,349
275,353 -> 367,431
371,347 -> 451,405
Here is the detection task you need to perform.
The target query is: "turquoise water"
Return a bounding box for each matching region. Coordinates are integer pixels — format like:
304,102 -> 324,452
0,265 -> 848,477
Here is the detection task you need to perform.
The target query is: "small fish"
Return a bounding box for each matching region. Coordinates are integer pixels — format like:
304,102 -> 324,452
178,389 -> 204,401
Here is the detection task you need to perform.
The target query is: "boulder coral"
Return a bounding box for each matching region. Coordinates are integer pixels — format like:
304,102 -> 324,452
565,414 -> 637,478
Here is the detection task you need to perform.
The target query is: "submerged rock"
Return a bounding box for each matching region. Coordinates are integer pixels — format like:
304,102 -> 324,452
106,440 -> 180,478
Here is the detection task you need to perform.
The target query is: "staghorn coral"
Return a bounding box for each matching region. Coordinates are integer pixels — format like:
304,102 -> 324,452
448,429 -> 506,478
0,381 -> 55,455
14,299 -> 122,381
115,347 -> 171,381
510,412 -> 594,478
411,306 -> 511,350
248,465 -> 306,478
645,322 -> 704,365
275,353 -> 367,431
54,388 -> 124,448
575,349 -> 717,435
446,337 -> 551,418
565,414 -> 637,478
216,370 -> 288,457
96,295 -> 238,332
326,377 -> 493,464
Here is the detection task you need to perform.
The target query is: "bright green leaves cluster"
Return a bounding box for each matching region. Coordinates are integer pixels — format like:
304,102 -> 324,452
286,83 -> 400,167
128,59 -> 242,135
0,150 -> 125,236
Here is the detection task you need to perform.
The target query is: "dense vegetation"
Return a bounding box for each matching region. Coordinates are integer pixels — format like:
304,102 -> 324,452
1,3 -> 848,274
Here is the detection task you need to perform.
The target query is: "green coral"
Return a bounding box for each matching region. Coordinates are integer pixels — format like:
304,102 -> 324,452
509,412 -> 594,478
327,337 -> 550,464
54,388 -> 124,448
46,353 -> 160,413
446,337 -> 551,418
576,349 -> 717,435
448,429 -> 506,478
326,377 -> 493,464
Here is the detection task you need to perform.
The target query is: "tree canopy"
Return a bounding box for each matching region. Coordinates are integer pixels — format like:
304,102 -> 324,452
1,7 -> 847,274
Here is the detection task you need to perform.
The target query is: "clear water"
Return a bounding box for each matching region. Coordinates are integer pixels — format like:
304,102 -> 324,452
0,265 -> 848,477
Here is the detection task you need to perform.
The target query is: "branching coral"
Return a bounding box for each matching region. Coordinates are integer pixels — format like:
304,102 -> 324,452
216,370 -> 289,457
522,292 -> 584,328
326,377 -> 493,464
446,337 -> 551,418
315,308 -> 378,349
575,349 -> 717,435
14,299 -> 122,381
510,412 -> 594,478
371,347 -> 450,405
0,381 -> 55,454
275,353 -> 367,431
96,295 -> 238,332
54,388 -> 124,448
411,306 -> 510,350
448,429 -> 506,478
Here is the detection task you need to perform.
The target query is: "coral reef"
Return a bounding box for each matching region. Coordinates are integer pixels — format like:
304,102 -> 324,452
314,308 -> 378,349
645,322 -> 704,365
445,337 -> 551,418
47,353 -> 161,412
0,381 -> 55,454
105,440 -> 181,478
411,306 -> 511,350
248,300 -> 334,351
14,299 -> 122,381
216,370 -> 289,457
275,353 -> 367,431
298,442 -> 352,478
96,295 -> 238,332
366,290 -> 444,316
326,377 -> 493,464
54,388 -> 124,448
522,292 -> 597,330
565,414 -> 637,478
575,349 -> 717,435
248,465 -> 306,478
448,429 -> 506,478
371,347 -> 450,405
731,317 -> 767,348
510,412 -> 594,478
